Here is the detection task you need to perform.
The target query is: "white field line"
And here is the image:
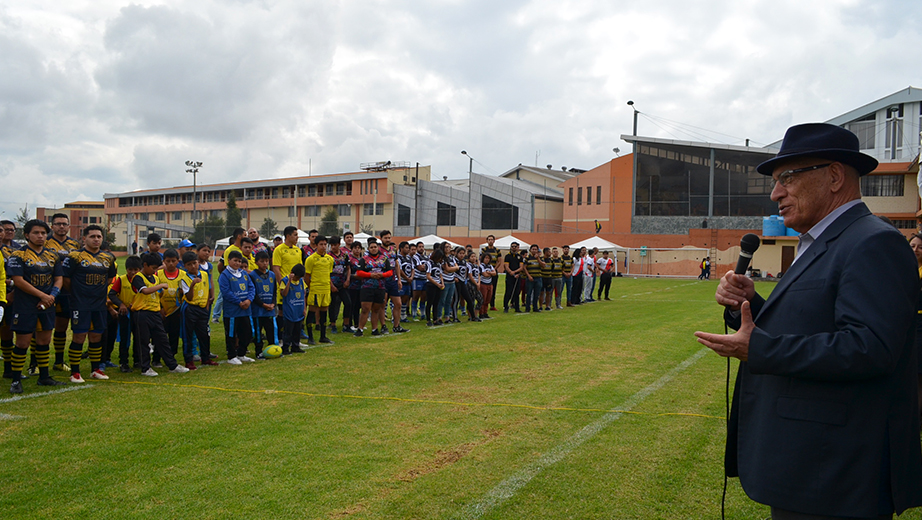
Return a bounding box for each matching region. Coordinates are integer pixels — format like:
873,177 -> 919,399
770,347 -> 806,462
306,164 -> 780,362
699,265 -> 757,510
0,413 -> 24,420
458,347 -> 710,519
0,383 -> 95,405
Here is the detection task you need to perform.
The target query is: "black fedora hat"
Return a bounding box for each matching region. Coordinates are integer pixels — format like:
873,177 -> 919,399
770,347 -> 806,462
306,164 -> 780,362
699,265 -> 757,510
757,122 -> 878,176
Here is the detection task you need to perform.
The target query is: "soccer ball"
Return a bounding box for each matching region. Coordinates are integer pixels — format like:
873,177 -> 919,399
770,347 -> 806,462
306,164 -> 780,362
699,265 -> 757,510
262,345 -> 283,359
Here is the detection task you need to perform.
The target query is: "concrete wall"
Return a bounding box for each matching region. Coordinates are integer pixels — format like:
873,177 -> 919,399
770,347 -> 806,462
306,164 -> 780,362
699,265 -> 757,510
632,216 -> 762,235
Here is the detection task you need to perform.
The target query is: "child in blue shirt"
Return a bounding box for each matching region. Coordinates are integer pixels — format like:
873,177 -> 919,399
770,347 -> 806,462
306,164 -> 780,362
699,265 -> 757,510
218,250 -> 255,365
279,264 -> 306,355
248,251 -> 278,357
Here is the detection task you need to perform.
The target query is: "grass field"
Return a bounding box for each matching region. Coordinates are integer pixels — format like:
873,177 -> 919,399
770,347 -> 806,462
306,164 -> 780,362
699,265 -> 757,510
2,277 -> 921,519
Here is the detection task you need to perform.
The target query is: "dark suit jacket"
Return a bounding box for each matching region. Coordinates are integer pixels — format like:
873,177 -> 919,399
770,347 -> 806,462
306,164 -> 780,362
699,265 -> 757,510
724,202 -> 922,517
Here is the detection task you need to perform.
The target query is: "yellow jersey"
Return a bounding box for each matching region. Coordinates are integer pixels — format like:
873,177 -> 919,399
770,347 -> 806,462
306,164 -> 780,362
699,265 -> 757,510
181,270 -> 210,308
304,252 -> 335,293
157,268 -> 191,316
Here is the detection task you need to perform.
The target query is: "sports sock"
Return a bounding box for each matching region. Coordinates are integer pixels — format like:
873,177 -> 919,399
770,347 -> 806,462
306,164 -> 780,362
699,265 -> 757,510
53,331 -> 66,365
30,337 -> 37,369
1,339 -> 12,375
68,341 -> 83,374
88,341 -> 103,371
306,324 -> 314,341
10,346 -> 27,382
35,344 -> 50,378
319,311 -> 327,339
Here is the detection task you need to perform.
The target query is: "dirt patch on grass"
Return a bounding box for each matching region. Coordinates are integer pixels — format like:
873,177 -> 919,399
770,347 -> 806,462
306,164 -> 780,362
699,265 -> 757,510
396,429 -> 502,483
330,503 -> 365,518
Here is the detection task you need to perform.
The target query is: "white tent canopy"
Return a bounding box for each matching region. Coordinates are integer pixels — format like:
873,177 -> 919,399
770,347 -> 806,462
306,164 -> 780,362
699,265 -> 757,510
411,234 -> 462,249
570,236 -> 628,252
351,232 -> 374,242
478,234 -> 526,251
215,236 -> 271,248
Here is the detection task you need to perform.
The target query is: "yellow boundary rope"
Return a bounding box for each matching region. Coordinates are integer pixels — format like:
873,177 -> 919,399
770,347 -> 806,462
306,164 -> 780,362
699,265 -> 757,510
98,379 -> 725,420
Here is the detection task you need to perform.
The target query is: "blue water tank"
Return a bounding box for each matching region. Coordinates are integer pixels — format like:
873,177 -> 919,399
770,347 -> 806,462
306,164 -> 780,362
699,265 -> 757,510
762,216 -> 786,236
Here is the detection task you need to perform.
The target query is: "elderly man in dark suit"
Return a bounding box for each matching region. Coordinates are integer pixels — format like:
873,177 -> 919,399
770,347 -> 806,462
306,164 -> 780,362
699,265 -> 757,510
695,123 -> 922,519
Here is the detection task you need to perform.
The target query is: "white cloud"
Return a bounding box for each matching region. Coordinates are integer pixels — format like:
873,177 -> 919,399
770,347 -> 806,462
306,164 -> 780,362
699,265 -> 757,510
0,0 -> 919,219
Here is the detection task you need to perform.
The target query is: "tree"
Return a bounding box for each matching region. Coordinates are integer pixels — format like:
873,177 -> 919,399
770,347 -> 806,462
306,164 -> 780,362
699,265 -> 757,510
225,191 -> 242,235
319,208 -> 341,237
360,222 -> 375,235
189,215 -> 226,246
259,217 -> 279,238
14,206 -> 29,240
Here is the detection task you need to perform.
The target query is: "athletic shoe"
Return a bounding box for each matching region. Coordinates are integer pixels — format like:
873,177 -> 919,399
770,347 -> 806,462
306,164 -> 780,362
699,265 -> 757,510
319,337 -> 334,344
185,362 -> 198,371
426,321 -> 434,327
290,346 -> 306,353
152,362 -> 163,368
393,326 -> 409,333
330,325 -> 338,334
238,356 -> 255,363
141,368 -> 158,377
433,320 -> 443,326
545,307 -> 551,311
37,377 -> 66,386
460,309 -> 467,316
452,318 -> 461,323
371,329 -> 381,336
90,369 -> 109,380
102,361 -> 118,369
209,353 -> 217,359
307,339 -> 317,346
566,303 -> 575,307
472,318 -> 482,323
10,380 -> 22,394
353,329 -> 364,338
192,355 -> 202,362
53,363 -> 70,372
604,298 -> 611,301
342,326 -> 356,334
170,365 -> 190,373
201,359 -> 219,366
503,308 -> 509,313
119,364 -> 132,373
401,317 -> 409,323
381,325 -> 388,334
70,373 -> 86,383
514,310 -> 524,314
557,305 -> 563,309
211,317 -> 220,324
298,342 -> 310,348
490,306 -> 497,311
227,357 -> 243,365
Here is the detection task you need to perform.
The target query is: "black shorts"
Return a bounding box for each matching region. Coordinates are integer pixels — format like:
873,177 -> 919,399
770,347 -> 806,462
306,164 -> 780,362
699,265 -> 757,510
71,308 -> 108,334
360,287 -> 386,304
10,307 -> 55,334
543,279 -> 553,291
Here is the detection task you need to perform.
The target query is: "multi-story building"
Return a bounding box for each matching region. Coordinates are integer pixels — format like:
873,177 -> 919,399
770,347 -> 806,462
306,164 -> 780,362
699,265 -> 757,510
104,164 -> 430,247
35,201 -> 107,239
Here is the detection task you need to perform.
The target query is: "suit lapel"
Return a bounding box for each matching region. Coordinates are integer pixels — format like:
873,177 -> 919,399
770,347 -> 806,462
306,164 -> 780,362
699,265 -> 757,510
755,203 -> 871,320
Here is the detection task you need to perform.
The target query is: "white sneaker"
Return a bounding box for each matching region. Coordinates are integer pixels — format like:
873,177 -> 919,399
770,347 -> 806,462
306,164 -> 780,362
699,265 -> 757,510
70,373 -> 86,383
141,368 -> 159,377
192,355 -> 201,362
227,357 -> 243,365
170,365 -> 190,373
90,369 -> 109,380
298,342 -> 310,348
238,356 -> 255,363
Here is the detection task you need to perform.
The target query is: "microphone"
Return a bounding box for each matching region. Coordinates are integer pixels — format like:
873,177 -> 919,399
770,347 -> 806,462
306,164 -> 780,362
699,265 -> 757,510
734,233 -> 761,275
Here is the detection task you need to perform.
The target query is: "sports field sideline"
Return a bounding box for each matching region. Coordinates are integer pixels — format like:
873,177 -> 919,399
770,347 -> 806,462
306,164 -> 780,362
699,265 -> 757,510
3,277 -> 921,519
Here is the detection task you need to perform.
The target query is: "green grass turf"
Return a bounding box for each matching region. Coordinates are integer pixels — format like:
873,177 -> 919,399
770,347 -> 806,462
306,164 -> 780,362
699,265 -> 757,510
2,276 -> 921,519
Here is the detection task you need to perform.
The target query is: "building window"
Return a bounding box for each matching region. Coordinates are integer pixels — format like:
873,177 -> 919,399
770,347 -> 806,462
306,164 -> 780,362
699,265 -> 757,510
860,175 -> 904,197
82,217 -> 89,224
335,204 -> 351,216
586,186 -> 592,205
597,186 -> 602,205
173,212 -> 182,220
287,207 -> 297,218
437,202 -> 456,226
397,204 -> 411,226
885,105 -> 904,160
336,183 -> 345,196
482,195 -> 518,230
305,206 -> 320,217
568,187 -> 573,206
210,210 -> 221,218
891,219 -> 917,229
282,187 -> 290,198
297,186 -> 305,197
140,213 -> 149,220
346,183 -> 352,196
577,187 -> 582,206
363,203 -> 384,216
325,184 -> 334,196
846,114 -> 875,150
308,185 -> 317,197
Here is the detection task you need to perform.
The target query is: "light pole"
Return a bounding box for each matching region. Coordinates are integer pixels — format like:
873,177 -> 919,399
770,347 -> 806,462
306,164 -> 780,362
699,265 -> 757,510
460,151 -> 474,233
461,150 -> 472,174
627,100 -> 638,136
185,160 -> 203,228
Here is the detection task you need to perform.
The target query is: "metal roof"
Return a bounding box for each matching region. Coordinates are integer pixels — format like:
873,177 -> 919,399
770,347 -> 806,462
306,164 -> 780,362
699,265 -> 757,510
620,135 -> 777,155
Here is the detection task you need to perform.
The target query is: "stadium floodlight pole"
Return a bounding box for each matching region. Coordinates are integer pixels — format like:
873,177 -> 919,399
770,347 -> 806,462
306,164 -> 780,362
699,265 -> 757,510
627,100 -> 638,136
185,161 -> 203,228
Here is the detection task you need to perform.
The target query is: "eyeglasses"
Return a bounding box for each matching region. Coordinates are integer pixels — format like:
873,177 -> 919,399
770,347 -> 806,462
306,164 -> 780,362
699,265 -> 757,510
770,163 -> 831,189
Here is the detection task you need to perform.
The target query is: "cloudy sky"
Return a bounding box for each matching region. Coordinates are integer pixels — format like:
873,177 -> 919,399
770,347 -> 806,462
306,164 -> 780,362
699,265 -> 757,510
1,0 -> 919,217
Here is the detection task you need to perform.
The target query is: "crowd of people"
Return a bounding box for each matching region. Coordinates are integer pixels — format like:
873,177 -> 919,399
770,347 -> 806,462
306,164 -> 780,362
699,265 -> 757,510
0,216 -> 619,394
